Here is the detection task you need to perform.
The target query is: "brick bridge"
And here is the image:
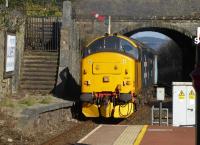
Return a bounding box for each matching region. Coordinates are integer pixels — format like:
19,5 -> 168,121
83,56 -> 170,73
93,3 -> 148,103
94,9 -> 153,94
55,0 -> 200,98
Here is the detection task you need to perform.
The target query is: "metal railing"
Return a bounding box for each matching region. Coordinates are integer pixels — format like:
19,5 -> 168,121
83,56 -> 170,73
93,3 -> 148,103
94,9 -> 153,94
151,105 -> 169,125
25,17 -> 61,52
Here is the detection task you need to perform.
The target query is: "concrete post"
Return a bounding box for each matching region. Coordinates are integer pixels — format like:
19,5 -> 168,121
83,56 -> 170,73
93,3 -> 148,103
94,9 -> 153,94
159,101 -> 162,126
154,55 -> 158,85
12,23 -> 25,94
55,1 -> 80,100
0,31 -> 5,98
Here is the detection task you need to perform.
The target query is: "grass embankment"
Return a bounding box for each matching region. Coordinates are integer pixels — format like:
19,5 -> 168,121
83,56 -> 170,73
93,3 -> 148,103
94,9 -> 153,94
0,96 -> 53,109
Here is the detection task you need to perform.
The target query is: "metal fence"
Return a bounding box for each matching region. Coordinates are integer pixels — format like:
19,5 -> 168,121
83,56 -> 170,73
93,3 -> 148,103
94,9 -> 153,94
151,105 -> 169,126
25,17 -> 61,52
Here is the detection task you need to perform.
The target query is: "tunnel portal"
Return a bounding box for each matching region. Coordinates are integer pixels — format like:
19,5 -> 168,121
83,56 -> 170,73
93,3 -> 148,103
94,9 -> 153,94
123,27 -> 195,84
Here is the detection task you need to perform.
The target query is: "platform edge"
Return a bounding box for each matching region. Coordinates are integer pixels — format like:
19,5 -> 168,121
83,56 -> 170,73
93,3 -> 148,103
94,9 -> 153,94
133,125 -> 148,145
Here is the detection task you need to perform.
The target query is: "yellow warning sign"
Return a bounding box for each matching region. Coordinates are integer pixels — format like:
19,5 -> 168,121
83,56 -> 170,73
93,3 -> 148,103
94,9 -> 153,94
189,90 -> 195,100
179,90 -> 185,100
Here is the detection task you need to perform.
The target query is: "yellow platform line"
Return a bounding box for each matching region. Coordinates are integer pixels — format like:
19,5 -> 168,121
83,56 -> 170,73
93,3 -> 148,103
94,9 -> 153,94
133,125 -> 148,145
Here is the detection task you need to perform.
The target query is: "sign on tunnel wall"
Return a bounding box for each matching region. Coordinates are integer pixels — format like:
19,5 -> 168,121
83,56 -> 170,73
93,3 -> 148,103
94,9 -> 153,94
194,27 -> 200,44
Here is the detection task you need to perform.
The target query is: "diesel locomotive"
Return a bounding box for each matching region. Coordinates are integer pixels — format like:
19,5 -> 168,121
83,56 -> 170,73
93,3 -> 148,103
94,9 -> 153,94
80,34 -> 156,118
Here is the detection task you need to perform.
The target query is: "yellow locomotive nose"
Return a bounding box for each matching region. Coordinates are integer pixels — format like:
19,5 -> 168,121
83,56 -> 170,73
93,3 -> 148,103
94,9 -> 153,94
81,52 -> 137,118
81,52 -> 135,93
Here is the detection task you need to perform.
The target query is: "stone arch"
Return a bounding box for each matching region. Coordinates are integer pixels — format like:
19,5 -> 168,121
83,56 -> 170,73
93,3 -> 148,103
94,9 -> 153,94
118,22 -> 195,81
118,22 -> 194,38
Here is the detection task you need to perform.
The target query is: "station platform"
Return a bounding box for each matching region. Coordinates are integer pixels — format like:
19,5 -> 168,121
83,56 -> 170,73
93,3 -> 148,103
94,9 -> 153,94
77,125 -> 195,145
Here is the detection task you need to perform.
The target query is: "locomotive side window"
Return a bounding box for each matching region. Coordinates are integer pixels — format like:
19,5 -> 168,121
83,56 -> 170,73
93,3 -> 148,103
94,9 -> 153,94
120,39 -> 139,60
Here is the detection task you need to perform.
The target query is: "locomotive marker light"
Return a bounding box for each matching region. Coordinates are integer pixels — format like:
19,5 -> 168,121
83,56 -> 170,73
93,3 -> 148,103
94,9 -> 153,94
156,87 -> 165,126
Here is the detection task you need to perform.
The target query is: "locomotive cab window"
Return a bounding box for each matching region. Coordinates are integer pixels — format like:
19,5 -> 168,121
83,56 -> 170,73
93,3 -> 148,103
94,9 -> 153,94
83,36 -> 140,60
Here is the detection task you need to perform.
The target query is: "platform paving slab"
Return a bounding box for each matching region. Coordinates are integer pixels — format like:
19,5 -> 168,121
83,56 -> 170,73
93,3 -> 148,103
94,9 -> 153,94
113,125 -> 143,145
140,125 -> 195,145
77,125 -> 195,145
77,125 -> 144,145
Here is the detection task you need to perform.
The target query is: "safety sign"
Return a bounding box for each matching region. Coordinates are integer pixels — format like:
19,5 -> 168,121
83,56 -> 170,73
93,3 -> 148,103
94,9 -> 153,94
189,90 -> 195,100
178,90 -> 185,100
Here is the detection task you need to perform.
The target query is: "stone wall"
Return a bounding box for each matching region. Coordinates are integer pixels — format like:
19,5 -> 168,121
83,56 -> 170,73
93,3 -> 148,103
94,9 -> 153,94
12,24 -> 25,94
73,0 -> 200,17
76,20 -> 199,40
0,24 -> 25,98
0,30 -> 11,98
55,1 -> 81,101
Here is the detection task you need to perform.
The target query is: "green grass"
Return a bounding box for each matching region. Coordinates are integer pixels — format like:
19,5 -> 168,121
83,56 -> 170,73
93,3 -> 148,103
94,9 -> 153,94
0,95 -> 54,109
19,97 -> 37,106
39,96 -> 52,104
0,98 -> 16,108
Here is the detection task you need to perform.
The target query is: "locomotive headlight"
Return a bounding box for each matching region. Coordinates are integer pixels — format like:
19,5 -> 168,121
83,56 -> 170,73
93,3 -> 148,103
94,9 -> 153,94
116,84 -> 121,91
123,81 -> 126,86
83,69 -> 87,75
103,76 -> 109,82
95,65 -> 99,70
126,81 -> 131,85
114,65 -> 118,70
84,80 -> 91,85
125,69 -> 128,75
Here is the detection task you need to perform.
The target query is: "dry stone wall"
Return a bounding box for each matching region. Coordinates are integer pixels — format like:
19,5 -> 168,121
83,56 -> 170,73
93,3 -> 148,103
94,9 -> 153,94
0,24 -> 25,98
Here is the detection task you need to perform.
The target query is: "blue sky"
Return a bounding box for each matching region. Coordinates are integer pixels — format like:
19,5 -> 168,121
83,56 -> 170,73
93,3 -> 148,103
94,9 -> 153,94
131,31 -> 170,40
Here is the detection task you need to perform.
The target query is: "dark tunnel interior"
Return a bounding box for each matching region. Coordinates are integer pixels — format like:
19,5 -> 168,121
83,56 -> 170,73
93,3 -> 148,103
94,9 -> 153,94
124,27 -> 196,85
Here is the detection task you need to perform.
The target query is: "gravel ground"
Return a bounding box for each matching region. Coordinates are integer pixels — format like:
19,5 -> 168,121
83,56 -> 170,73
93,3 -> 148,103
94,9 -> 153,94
0,108 -> 79,145
0,112 -> 35,145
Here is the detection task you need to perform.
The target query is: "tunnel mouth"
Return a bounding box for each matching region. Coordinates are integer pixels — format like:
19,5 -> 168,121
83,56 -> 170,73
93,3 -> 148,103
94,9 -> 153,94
122,27 -> 196,84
